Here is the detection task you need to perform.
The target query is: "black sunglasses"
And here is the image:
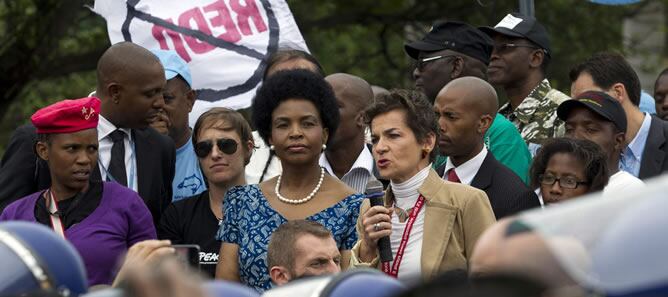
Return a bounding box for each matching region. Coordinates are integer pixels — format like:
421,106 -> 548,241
539,174 -> 588,190
194,138 -> 238,158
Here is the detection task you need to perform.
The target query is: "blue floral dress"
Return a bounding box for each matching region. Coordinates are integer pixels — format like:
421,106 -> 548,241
216,184 -> 363,292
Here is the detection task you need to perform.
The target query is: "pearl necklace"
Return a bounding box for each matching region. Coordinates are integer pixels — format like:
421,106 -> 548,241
275,167 -> 325,204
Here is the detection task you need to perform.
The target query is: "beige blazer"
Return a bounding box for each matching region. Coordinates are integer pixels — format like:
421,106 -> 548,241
350,169 -> 496,280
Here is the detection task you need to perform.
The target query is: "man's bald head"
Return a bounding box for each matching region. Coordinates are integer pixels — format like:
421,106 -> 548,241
470,219 -> 513,276
325,73 -> 373,149
96,42 -> 163,98
471,219 -> 583,290
437,76 -> 498,117
433,76 -> 497,165
325,73 -> 374,109
95,42 -> 166,129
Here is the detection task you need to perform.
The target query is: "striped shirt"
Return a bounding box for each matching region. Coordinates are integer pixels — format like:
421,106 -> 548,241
319,145 -> 376,193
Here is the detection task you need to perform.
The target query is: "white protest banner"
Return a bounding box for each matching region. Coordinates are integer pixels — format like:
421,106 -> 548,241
93,0 -> 309,124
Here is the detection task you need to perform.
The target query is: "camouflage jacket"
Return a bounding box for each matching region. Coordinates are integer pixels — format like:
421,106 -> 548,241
499,79 -> 570,153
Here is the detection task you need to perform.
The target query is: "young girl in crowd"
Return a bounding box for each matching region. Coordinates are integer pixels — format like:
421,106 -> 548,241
530,138 -> 609,205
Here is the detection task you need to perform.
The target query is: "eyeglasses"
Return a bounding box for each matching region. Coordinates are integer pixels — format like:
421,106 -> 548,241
415,55 -> 458,71
539,174 -> 589,189
194,138 -> 238,158
493,43 -> 547,55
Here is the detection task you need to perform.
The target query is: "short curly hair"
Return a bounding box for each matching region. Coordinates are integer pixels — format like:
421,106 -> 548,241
530,137 -> 609,192
363,89 -> 440,163
251,69 -> 339,146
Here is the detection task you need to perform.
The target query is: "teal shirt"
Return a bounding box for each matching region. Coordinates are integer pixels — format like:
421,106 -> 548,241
434,114 -> 531,184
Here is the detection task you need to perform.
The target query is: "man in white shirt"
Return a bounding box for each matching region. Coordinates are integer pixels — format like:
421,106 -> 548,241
435,77 -> 539,219
319,73 -> 381,193
557,90 -> 643,195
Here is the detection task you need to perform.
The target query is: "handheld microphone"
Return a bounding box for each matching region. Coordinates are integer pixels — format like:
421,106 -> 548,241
365,180 -> 393,263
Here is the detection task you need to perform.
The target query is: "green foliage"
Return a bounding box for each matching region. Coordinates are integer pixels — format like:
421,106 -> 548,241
0,0 -> 108,153
291,0 -> 635,92
0,0 -> 652,154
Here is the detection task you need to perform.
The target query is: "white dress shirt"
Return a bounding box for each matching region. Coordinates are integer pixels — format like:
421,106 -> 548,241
443,147 -> 488,185
97,115 -> 138,192
319,145 -> 376,193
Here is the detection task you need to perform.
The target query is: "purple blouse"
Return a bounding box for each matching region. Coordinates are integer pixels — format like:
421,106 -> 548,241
0,182 -> 156,286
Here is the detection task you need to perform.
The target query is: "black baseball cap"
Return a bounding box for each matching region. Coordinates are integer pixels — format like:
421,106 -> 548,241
479,13 -> 551,57
404,21 -> 493,65
557,91 -> 627,133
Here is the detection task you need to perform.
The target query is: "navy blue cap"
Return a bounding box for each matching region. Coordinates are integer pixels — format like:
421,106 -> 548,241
557,91 -> 627,133
405,21 -> 493,65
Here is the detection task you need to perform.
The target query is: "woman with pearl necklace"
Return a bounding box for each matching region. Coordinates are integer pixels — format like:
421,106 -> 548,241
214,69 -> 363,292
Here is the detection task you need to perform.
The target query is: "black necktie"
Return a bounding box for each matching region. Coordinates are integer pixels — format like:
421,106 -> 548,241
108,130 -> 127,186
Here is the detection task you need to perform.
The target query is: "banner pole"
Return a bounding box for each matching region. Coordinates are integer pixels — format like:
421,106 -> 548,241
519,0 -> 535,17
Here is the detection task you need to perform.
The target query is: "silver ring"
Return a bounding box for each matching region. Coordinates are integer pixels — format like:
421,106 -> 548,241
373,223 -> 381,231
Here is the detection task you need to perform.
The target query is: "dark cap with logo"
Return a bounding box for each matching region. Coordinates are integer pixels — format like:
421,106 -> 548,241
557,91 -> 627,133
404,21 -> 493,65
479,13 -> 551,57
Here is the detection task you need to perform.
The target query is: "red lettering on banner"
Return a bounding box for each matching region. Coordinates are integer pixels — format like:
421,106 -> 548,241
150,0 -> 268,58
203,0 -> 242,43
151,18 -> 193,62
229,0 -> 268,36
178,7 -> 216,54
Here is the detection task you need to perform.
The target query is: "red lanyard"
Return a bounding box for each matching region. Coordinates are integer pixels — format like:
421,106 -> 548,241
382,195 -> 425,278
46,190 -> 66,239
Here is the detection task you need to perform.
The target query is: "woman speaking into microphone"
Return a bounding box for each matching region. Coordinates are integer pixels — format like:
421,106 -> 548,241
350,90 -> 496,280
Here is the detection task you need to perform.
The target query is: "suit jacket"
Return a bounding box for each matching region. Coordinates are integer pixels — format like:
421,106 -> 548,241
437,153 -> 540,219
639,116 -> 668,180
0,124 -> 175,226
350,169 -> 496,280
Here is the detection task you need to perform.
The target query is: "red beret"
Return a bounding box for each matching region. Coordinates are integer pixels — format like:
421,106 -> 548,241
31,97 -> 101,134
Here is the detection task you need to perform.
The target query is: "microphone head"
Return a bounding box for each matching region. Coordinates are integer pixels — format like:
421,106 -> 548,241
365,180 -> 384,195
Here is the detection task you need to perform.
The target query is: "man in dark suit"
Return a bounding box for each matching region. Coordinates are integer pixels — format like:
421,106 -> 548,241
0,42 -> 175,225
405,20 -> 532,184
434,77 -> 539,219
570,52 -> 668,180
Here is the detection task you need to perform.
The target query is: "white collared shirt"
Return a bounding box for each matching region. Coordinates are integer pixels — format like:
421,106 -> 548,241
97,115 -> 138,192
319,145 -> 376,193
443,147 -> 488,185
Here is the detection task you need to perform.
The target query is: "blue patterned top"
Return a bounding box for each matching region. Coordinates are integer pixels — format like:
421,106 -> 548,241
216,184 -> 363,292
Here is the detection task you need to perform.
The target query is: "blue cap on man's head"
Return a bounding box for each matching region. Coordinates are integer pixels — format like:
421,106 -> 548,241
150,49 -> 192,87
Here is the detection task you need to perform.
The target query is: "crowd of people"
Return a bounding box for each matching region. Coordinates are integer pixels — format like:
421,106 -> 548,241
0,11 -> 667,297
